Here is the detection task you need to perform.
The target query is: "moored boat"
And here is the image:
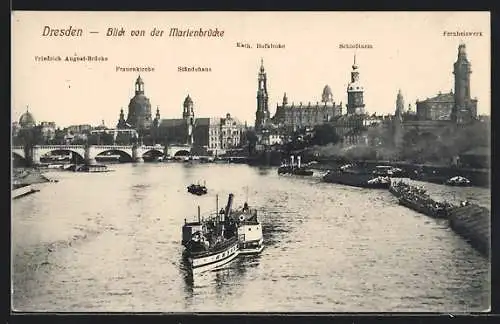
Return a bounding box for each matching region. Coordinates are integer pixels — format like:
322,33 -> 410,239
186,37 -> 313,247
278,155 -> 314,176
187,182 -> 208,195
445,176 -> 472,187
181,194 -> 240,273
323,164 -> 390,189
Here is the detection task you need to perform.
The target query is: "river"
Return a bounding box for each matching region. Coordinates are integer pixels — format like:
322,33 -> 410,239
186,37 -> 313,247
11,163 -> 490,312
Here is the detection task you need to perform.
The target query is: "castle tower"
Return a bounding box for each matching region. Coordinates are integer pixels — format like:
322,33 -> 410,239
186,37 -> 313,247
255,58 -> 270,131
452,43 -> 473,123
346,55 -> 366,115
183,95 -> 195,145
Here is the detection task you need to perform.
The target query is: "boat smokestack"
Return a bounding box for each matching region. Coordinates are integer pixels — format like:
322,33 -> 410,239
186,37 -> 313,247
298,156 -> 301,168
224,193 -> 234,221
216,194 -> 219,222
198,206 -> 201,223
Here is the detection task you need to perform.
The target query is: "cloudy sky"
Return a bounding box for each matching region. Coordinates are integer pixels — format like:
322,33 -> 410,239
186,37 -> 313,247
12,11 -> 490,128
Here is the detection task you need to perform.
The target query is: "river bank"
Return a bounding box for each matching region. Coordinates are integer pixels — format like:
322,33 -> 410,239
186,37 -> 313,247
12,167 -> 57,185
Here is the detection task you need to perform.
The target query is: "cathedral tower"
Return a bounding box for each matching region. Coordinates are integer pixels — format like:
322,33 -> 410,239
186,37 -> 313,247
346,55 -> 366,115
255,58 -> 270,131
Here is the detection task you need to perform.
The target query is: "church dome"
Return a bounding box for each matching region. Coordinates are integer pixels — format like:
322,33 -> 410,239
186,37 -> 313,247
19,109 -> 36,128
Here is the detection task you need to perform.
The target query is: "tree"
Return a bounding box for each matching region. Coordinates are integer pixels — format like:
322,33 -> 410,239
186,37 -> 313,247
115,132 -> 133,145
310,123 -> 341,146
246,130 -> 258,155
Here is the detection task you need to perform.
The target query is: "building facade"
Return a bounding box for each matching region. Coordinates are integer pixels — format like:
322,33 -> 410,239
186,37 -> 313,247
272,86 -> 343,133
416,91 -> 455,120
153,95 -> 245,155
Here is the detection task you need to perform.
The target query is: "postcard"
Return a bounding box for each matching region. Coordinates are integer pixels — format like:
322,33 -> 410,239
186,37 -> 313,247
11,11 -> 491,313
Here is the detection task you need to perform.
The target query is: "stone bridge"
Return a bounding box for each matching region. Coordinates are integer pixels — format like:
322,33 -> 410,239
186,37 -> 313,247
12,144 -> 193,164
166,144 -> 192,157
11,145 -> 161,164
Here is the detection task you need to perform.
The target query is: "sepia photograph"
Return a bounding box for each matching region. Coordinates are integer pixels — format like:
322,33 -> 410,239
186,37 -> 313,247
11,11 -> 491,313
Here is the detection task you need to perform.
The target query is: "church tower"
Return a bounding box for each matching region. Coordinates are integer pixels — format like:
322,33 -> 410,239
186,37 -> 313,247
322,85 -> 334,103
153,106 -> 160,128
395,89 -> 405,116
183,95 -> 195,145
117,108 -> 126,128
255,58 -> 270,131
346,55 -> 366,115
452,43 -> 475,123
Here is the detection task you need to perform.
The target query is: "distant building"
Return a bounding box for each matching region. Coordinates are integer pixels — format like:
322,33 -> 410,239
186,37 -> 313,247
272,87 -> 342,133
152,95 -> 245,155
416,91 -> 455,120
39,121 -> 56,141
66,124 -> 92,134
154,95 -> 194,146
18,106 -> 36,129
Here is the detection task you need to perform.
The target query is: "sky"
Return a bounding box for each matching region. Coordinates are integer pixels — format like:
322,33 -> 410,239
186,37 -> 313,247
12,11 -> 490,128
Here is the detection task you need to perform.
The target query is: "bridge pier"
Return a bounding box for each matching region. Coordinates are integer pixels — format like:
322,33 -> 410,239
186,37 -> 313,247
31,147 -> 41,165
84,145 -> 97,165
132,145 -> 144,163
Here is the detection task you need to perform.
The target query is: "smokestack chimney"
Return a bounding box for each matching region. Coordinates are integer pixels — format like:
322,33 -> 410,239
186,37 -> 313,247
298,156 -> 301,168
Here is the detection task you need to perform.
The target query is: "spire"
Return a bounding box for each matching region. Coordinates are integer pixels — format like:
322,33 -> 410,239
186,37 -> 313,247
352,54 -> 358,70
26,105 -> 29,112
283,92 -> 288,105
260,58 -> 265,73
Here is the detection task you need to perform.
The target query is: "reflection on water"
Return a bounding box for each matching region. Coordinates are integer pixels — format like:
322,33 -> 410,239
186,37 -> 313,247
12,163 -> 490,312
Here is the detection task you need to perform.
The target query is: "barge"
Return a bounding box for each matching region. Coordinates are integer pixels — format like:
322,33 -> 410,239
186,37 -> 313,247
323,164 -> 390,189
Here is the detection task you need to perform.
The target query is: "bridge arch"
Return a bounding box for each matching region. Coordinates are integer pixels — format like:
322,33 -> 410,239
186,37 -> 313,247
95,149 -> 133,160
40,149 -> 85,161
174,150 -> 191,157
142,149 -> 164,157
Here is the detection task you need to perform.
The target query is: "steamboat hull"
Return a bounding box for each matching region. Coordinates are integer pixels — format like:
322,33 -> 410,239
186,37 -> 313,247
323,171 -> 390,189
239,238 -> 264,255
184,238 -> 239,274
